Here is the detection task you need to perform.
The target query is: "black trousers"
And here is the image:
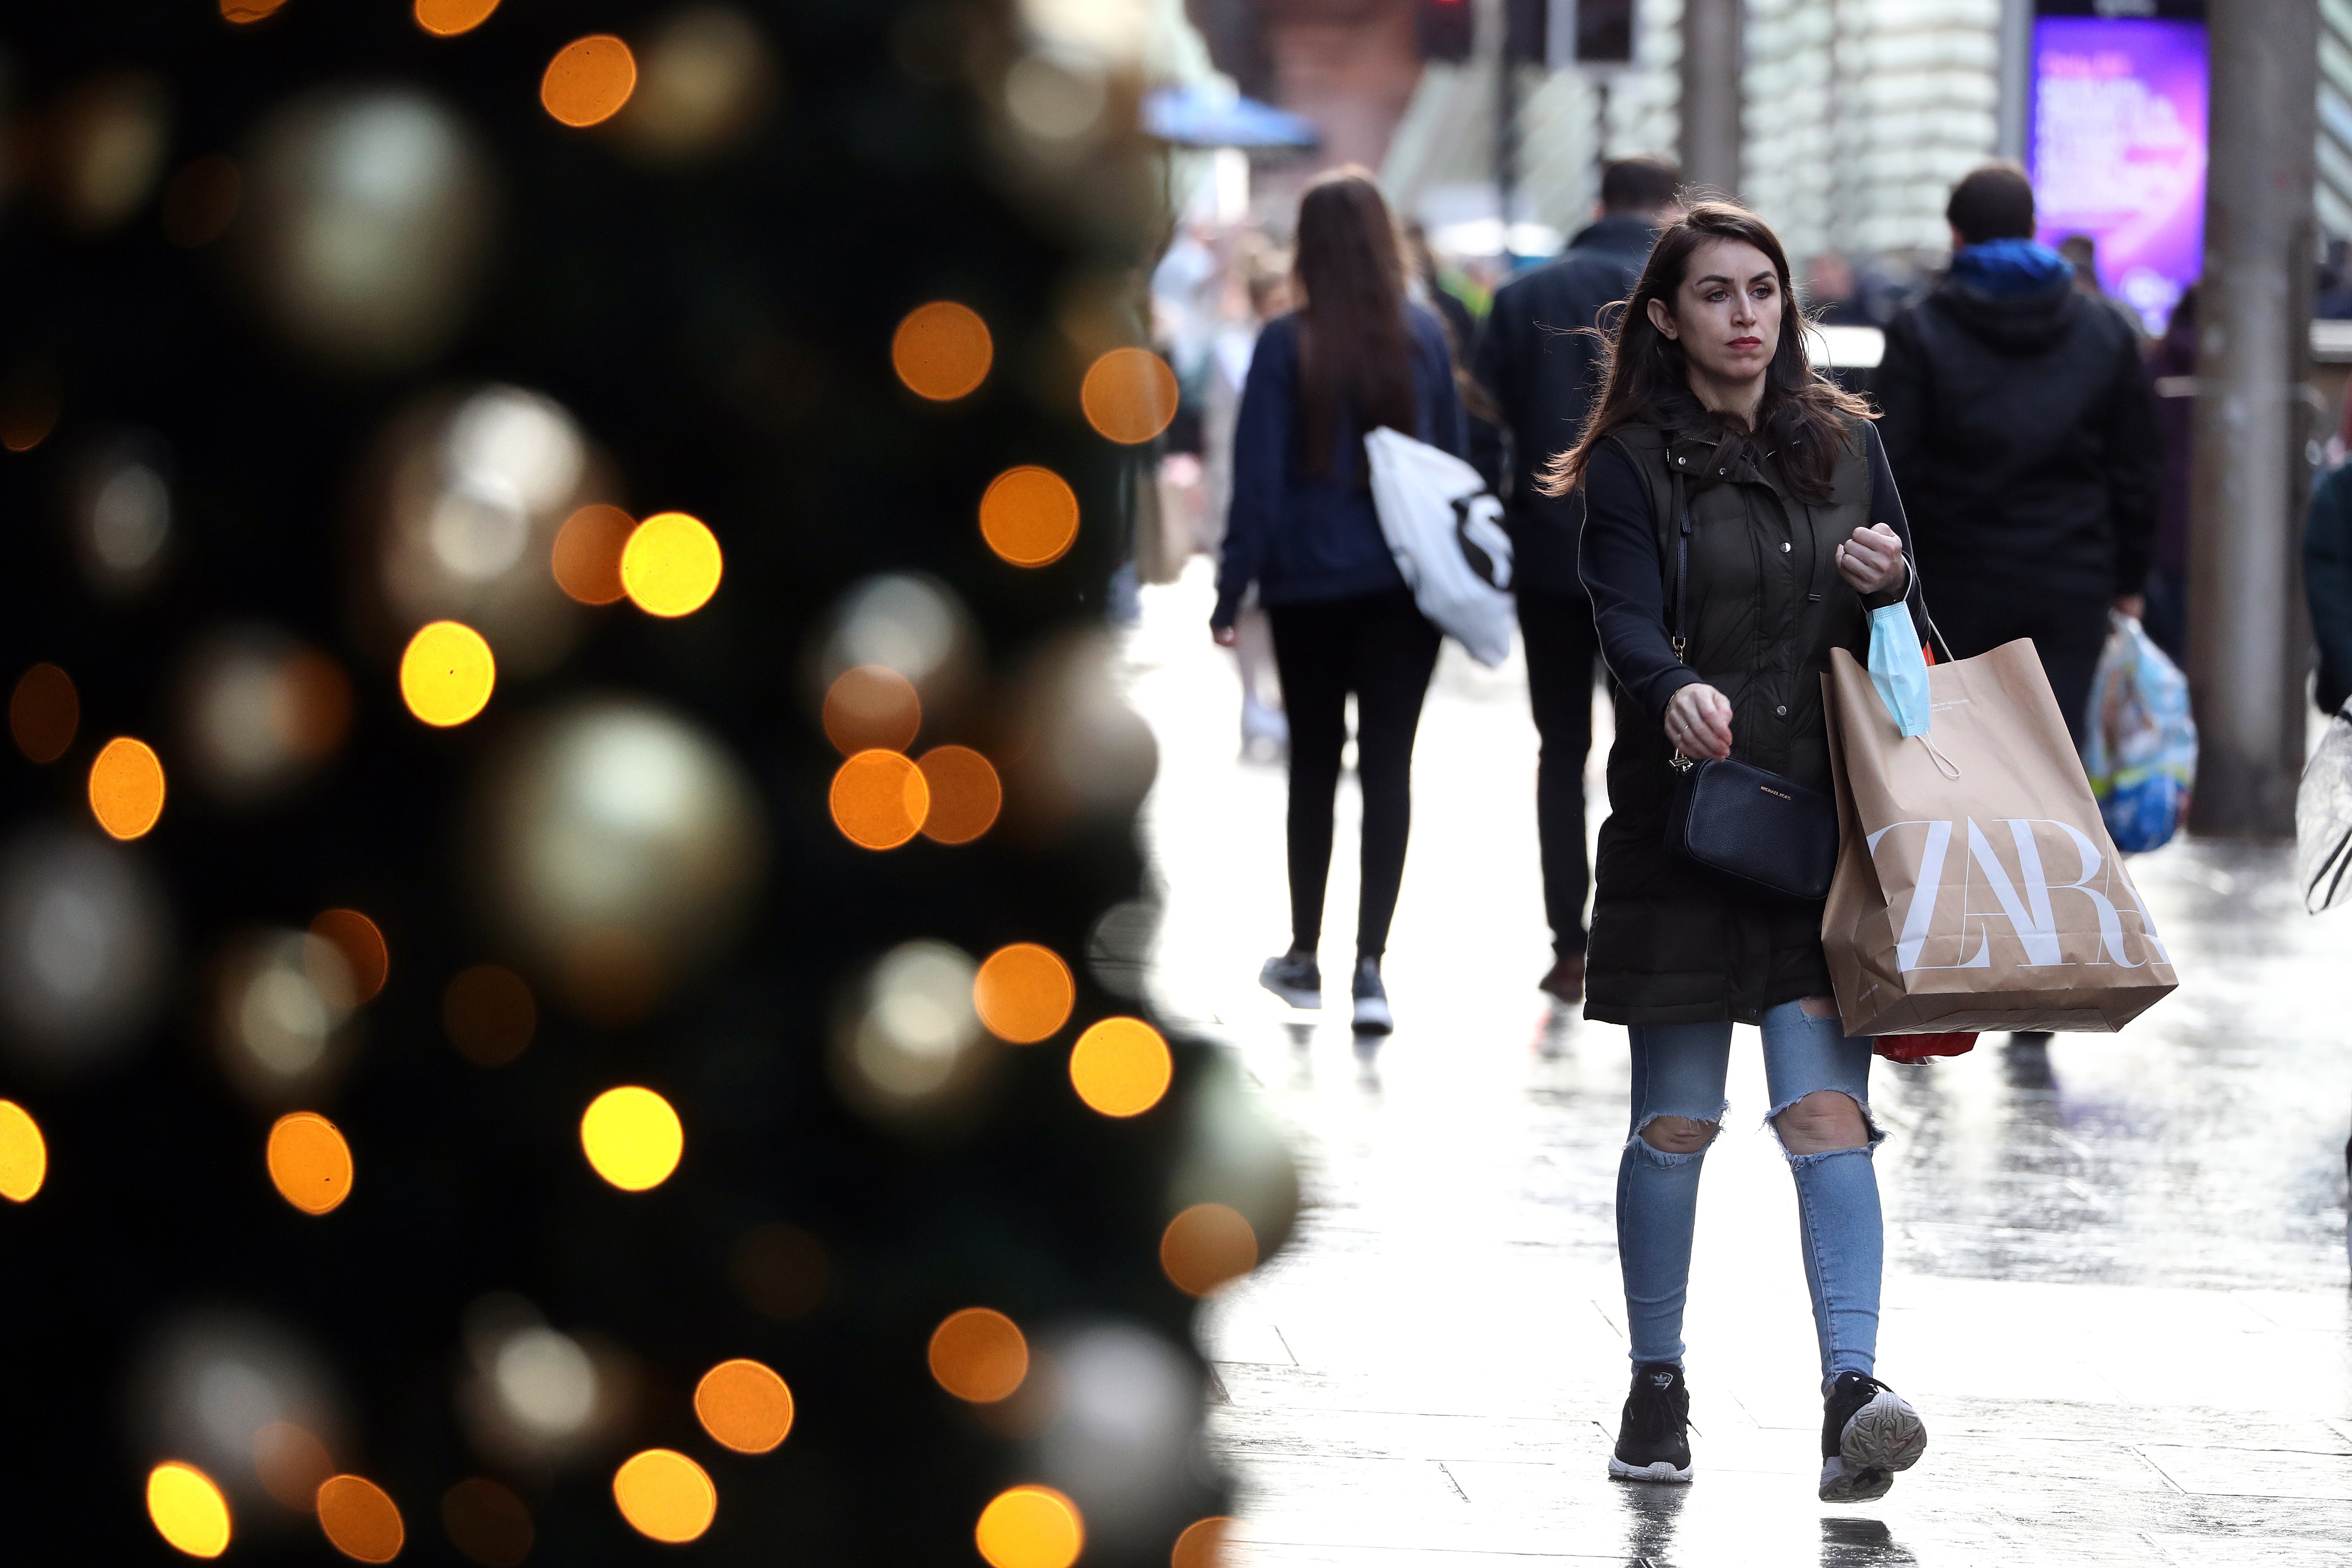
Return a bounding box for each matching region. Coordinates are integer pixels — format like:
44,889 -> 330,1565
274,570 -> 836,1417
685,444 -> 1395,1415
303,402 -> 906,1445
1930,586 -> 2111,748
1518,588 -> 1602,958
1267,590 -> 1442,961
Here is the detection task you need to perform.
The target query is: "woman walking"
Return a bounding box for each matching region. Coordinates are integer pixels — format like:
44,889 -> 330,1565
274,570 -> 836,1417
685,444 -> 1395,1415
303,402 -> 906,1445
1212,168 -> 1467,1035
1544,202 -> 1930,1501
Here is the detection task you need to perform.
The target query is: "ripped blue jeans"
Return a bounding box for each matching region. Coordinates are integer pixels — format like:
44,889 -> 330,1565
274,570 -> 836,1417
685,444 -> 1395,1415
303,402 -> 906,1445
1617,999 -> 1883,1389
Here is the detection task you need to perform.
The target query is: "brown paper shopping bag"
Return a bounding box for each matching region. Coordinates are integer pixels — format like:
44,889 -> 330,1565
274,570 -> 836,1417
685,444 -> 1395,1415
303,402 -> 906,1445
1821,640 -> 2177,1035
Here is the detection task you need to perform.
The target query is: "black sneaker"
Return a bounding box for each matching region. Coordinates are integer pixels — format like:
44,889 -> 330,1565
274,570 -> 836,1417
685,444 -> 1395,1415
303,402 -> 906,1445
1350,958 -> 1391,1035
1818,1372 -> 1926,1503
1608,1362 -> 1693,1482
1259,952 -> 1320,1010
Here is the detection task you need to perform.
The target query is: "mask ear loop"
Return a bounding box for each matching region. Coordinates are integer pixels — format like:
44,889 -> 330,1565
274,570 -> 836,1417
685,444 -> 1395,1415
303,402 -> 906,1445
1918,733 -> 1962,779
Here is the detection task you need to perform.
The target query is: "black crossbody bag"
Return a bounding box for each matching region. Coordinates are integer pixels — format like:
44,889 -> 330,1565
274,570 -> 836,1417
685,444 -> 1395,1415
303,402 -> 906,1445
1657,472 -> 1841,902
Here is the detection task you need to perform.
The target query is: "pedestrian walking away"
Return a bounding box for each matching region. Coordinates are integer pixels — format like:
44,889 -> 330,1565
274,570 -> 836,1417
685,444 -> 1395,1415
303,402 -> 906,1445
1543,200 -> 1932,1503
1213,167 -> 1468,1036
1473,155 -> 1679,1006
1874,162 -> 2159,746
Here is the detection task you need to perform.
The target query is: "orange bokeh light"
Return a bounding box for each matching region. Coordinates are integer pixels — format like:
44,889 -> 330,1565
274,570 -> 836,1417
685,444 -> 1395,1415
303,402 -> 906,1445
9,662 -> 77,764
893,301 -> 995,401
414,0 -> 500,36
823,665 -> 922,756
267,1112 -> 355,1216
1160,1204 -> 1258,1297
928,1307 -> 1029,1403
444,965 -> 536,1066
220,0 -> 291,23
551,503 -> 634,605
1081,347 -> 1179,445
542,35 -> 638,127
979,466 -> 1080,567
88,736 -> 165,839
976,1486 -> 1083,1568
315,1474 -> 404,1564
309,909 -> 388,1002
1069,1017 -> 1172,1118
612,1449 -> 716,1544
830,749 -> 930,850
1172,1516 -> 1237,1568
693,1358 -> 796,1453
916,744 -> 1001,845
972,944 -> 1073,1043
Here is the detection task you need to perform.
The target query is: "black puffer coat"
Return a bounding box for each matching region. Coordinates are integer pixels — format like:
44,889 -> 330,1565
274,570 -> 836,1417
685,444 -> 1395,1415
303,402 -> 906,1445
1577,407 -> 1923,1026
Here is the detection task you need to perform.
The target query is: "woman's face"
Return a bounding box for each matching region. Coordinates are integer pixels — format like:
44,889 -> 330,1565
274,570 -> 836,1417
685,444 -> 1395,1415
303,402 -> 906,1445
1647,238 -> 1783,391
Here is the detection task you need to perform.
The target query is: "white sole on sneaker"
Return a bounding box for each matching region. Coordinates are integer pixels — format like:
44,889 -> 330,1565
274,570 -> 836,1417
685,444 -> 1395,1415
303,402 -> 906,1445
1608,1455 -> 1693,1483
1352,994 -> 1392,1034
1817,1456 -> 1891,1503
1841,1390 -> 1926,1473
1258,965 -> 1320,1010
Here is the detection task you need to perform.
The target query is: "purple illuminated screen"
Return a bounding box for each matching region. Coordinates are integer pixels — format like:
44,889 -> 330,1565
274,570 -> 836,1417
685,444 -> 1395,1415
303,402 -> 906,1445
2027,17 -> 2208,334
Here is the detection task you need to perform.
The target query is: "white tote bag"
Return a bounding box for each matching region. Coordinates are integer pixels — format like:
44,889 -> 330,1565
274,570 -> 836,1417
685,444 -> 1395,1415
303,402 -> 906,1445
1363,426 -> 1517,667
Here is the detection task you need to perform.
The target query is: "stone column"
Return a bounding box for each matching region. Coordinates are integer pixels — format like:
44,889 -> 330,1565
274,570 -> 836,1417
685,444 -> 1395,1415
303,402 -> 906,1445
2188,0 -> 2320,836
1678,0 -> 1742,198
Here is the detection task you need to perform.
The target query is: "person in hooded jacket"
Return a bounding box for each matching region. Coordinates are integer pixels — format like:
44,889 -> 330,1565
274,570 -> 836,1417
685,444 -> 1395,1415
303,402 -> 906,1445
1874,164 -> 2159,744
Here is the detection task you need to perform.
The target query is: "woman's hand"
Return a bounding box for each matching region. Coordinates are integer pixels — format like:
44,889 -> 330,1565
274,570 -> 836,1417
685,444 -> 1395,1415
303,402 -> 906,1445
1665,683 -> 1734,761
1212,625 -> 1240,648
1835,523 -> 1907,596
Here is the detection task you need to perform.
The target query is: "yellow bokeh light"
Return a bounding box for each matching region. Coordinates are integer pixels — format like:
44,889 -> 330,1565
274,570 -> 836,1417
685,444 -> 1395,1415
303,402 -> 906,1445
316,1473 -> 404,1564
267,1112 -> 355,1216
399,621 -> 496,727
581,1086 -> 684,1191
620,511 -> 723,617
310,909 -> 389,1003
10,661 -> 78,763
892,302 -> 994,401
414,0 -> 500,36
978,466 -> 1080,567
693,1357 -> 795,1453
973,944 -> 1073,1044
0,1100 -> 46,1204
976,1485 -> 1083,1568
551,503 -> 634,606
1160,1203 -> 1258,1297
542,35 -> 639,127
830,749 -> 931,850
916,745 -> 1001,845
1173,1516 -> 1237,1568
148,1462 -> 232,1558
928,1307 -> 1029,1404
612,1449 -> 716,1544
88,736 -> 166,840
1069,1017 -> 1172,1118
1081,347 -> 1179,445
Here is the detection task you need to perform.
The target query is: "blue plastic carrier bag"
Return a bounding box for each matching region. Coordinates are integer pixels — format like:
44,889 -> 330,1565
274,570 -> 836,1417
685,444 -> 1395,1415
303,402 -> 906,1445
2082,613 -> 2196,853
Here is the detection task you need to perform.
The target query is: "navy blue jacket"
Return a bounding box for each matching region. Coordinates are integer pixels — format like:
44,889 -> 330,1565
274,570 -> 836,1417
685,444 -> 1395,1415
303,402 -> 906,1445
1212,304 -> 1467,628
1472,214 -> 1659,596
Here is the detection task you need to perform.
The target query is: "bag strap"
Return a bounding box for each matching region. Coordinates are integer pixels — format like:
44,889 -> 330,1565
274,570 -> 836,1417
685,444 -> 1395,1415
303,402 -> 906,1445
1668,466 -> 1690,664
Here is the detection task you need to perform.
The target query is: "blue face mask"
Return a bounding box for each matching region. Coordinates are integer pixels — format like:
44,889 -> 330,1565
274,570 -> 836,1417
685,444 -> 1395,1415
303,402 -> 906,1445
1868,603 -> 1932,737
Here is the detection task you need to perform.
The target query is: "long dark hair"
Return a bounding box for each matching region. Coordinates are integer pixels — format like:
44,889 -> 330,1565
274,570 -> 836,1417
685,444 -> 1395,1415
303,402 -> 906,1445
1541,200 -> 1871,501
1292,168 -> 1416,477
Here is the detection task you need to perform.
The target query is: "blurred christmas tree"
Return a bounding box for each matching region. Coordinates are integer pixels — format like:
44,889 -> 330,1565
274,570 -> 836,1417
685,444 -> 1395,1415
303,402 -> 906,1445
0,0 -> 1293,1562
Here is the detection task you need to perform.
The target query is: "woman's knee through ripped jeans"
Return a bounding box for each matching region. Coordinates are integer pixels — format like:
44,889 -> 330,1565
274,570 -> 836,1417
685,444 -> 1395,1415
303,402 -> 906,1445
1617,998 -> 1885,1389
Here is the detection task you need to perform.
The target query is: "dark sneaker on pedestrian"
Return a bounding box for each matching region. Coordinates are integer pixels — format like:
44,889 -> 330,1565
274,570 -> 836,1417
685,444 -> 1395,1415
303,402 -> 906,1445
1608,1361 -> 1693,1482
1259,953 -> 1320,1010
1351,958 -> 1392,1035
1818,1372 -> 1926,1503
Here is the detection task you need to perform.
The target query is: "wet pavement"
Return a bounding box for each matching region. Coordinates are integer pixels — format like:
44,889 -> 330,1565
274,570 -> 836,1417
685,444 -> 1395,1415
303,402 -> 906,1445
1122,561 -> 2352,1567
